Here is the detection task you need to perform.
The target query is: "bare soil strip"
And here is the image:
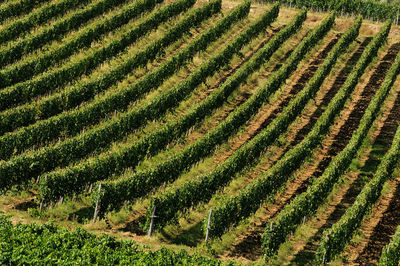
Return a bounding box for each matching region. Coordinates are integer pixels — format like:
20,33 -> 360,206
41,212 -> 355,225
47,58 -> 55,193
213,33 -> 340,166
286,42 -> 400,264
101,26 -> 289,236
172,26 -> 298,147
164,33 -> 339,242
227,37 -> 373,261
344,58 -> 400,265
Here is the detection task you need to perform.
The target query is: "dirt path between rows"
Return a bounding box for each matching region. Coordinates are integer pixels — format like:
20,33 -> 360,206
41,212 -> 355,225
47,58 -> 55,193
214,33 -> 340,166
286,42 -> 400,265
110,26 -> 291,237
346,54 -> 400,264
184,26 -> 292,145
227,37 -> 373,261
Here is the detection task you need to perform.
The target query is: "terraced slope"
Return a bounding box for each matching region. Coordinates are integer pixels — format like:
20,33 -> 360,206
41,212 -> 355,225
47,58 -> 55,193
1,1 -> 400,264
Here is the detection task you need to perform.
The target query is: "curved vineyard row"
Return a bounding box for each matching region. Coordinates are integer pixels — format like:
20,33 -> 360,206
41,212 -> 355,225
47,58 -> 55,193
92,6 -> 304,212
261,20 -> 392,259
142,11 -> 334,231
0,0 -> 92,44
0,0 -> 214,135
208,16 -> 362,237
1,1 -> 400,264
0,0 -> 248,191
275,40 -> 400,265
0,0 -> 49,24
0,0 -> 170,91
0,0 -> 133,67
315,52 -> 400,262
0,0 -> 222,159
40,4 -> 280,203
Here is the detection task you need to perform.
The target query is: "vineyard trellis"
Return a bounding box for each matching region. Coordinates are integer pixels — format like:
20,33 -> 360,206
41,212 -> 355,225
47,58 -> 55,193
1,0 -> 400,264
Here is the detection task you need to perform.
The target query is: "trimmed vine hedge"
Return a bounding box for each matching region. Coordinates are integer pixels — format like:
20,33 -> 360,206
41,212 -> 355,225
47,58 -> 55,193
0,0 -> 131,67
95,8 -> 308,214
207,16 -> 362,238
379,220 -> 400,265
0,0 -> 166,91
39,4 -> 280,202
141,11 -> 339,232
0,0 -> 247,192
315,53 -> 400,263
0,0 -> 91,44
0,0 -> 209,136
0,0 -> 222,159
0,0 -> 49,24
261,20 -> 392,260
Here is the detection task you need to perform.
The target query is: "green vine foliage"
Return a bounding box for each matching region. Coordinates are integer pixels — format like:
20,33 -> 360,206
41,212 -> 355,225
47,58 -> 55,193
40,4 -> 279,203
261,20 -> 392,260
142,10 -> 338,232
0,0 -> 50,24
0,0 -> 197,135
0,0 -> 89,44
379,218 -> 400,265
0,0 -> 241,192
0,0 -> 221,160
315,53 -> 400,263
0,0 -> 167,95
107,8 -> 306,221
0,0 -> 133,67
0,215 -> 230,265
208,16 -> 362,239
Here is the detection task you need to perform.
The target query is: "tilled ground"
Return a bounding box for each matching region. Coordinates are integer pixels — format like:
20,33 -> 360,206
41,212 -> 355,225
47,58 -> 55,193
286,42 -> 400,264
226,36 -> 370,262
347,53 -> 400,264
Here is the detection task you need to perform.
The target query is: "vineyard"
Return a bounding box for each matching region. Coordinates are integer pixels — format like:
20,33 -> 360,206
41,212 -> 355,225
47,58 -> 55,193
1,0 -> 400,264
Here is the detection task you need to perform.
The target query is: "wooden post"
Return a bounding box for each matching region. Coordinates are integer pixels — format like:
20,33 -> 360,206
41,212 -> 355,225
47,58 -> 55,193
205,209 -> 213,242
92,183 -> 102,223
58,196 -> 64,205
39,200 -> 44,211
148,205 -> 157,237
302,216 -> 306,225
323,232 -> 330,264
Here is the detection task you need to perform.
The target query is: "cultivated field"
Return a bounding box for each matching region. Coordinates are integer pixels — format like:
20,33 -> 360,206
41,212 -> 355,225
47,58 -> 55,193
1,0 -> 400,264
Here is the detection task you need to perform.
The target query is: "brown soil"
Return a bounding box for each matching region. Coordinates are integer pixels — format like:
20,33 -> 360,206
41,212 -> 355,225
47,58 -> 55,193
344,65 -> 400,265
227,38 -> 400,262
183,27 -> 303,145
195,26 -> 283,104
285,42 -> 400,264
213,33 -> 340,165
352,178 -> 400,265
102,27 -> 292,237
226,38 -> 369,262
